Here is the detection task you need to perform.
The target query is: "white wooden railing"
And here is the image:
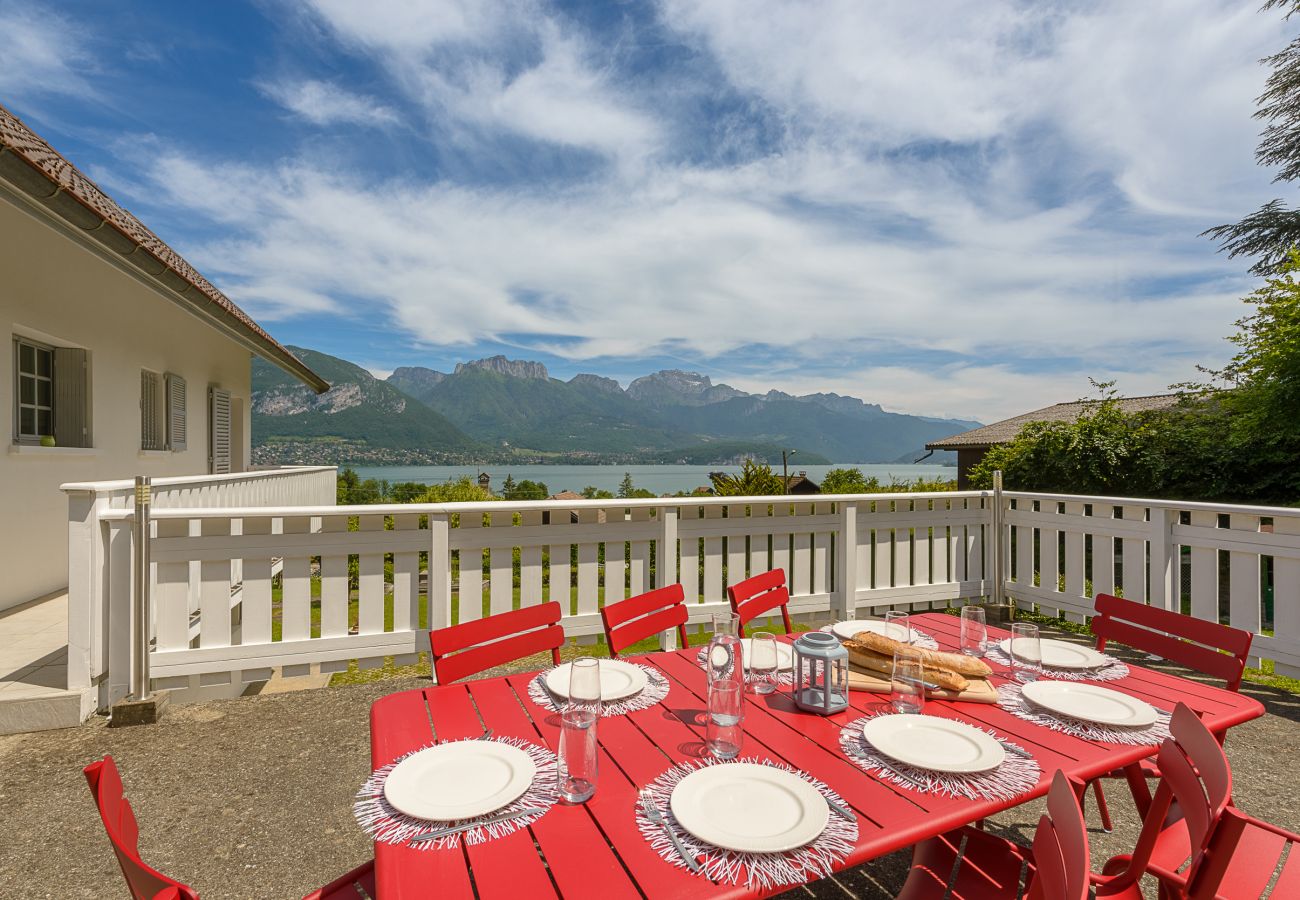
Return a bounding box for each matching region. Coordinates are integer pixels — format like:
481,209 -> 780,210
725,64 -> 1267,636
67,484 -> 1300,710
62,466 -> 336,707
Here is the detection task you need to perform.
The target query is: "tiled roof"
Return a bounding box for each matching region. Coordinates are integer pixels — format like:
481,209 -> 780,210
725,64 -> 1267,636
925,394 -> 1183,449
0,103 -> 328,392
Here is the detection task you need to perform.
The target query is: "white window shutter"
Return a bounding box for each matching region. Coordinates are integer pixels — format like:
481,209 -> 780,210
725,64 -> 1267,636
209,386 -> 231,474
166,373 -> 187,451
52,347 -> 88,448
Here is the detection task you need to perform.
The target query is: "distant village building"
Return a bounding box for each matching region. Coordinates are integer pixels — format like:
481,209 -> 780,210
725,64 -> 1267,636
477,471 -> 492,492
549,490 -> 583,501
925,394 -> 1182,489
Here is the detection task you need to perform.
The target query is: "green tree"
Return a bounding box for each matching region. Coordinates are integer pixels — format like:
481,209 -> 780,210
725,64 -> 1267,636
501,474 -> 517,497
418,476 -> 497,503
618,472 -> 635,498
509,479 -> 550,500
819,467 -> 882,494
1205,2 -> 1300,273
581,485 -> 614,499
709,460 -> 784,496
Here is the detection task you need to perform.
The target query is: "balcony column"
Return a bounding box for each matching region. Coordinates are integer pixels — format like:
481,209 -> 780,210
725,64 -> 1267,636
834,501 -> 858,620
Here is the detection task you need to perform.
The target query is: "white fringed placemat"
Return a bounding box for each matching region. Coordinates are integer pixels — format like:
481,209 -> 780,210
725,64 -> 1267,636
694,645 -> 795,686
635,757 -> 857,892
527,662 -> 670,717
997,683 -> 1172,746
985,644 -> 1130,682
819,624 -> 939,651
838,714 -> 1040,802
355,737 -> 559,849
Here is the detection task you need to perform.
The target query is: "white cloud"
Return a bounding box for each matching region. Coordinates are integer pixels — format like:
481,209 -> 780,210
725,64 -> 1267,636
258,79 -> 398,127
0,2 -> 97,103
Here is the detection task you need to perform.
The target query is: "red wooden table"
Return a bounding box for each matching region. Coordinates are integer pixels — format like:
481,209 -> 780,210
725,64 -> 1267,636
368,612 -> 1264,899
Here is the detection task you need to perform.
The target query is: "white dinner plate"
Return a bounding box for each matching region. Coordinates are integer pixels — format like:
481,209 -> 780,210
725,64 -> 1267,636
998,637 -> 1109,671
383,741 -> 536,821
861,715 -> 1005,774
544,658 -> 648,702
669,763 -> 830,853
1021,681 -> 1159,728
739,638 -> 794,672
831,619 -> 917,643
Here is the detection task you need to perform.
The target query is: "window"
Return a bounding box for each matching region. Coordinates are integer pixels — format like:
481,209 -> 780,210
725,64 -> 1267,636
141,370 -> 164,450
15,338 -> 53,442
12,336 -> 89,447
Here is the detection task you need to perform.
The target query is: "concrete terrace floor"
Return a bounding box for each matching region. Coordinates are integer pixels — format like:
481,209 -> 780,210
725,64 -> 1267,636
2,627 -> 1298,900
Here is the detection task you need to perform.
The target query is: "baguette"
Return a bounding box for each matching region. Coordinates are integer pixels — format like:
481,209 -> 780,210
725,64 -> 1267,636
843,643 -> 970,692
850,631 -> 992,678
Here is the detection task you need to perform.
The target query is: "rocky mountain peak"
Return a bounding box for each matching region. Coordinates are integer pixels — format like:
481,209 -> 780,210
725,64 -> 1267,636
626,369 -> 748,406
454,356 -> 549,380
568,373 -> 624,393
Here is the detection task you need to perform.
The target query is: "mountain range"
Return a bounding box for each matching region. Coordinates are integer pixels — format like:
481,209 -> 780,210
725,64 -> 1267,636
252,348 -> 980,466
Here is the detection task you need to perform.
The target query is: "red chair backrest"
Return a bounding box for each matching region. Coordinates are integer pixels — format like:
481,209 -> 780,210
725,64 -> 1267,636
727,569 -> 793,637
83,756 -> 199,900
1091,593 -> 1252,690
1107,703 -> 1234,890
601,584 -> 690,658
429,601 -> 564,684
1025,770 -> 1091,900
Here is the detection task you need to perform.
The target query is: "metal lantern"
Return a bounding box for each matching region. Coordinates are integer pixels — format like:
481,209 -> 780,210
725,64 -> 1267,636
791,632 -> 849,714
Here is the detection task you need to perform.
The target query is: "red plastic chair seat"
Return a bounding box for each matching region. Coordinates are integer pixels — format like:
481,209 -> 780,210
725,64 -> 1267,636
1187,808 -> 1300,899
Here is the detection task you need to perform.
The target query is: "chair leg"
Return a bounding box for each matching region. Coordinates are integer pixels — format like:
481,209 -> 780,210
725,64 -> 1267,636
1092,779 -> 1114,833
1123,762 -> 1154,818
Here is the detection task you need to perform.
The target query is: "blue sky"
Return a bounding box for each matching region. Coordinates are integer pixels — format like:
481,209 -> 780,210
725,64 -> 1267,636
0,0 -> 1290,421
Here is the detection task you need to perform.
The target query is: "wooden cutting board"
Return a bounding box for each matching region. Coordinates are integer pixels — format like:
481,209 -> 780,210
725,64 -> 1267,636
846,665 -> 999,704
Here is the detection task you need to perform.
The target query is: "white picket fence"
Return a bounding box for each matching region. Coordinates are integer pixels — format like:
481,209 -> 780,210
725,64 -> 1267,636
66,483 -> 1300,710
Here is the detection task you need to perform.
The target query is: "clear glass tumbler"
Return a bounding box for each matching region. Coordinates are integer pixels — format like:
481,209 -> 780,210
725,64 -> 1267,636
960,606 -> 988,657
890,652 -> 926,714
885,610 -> 912,644
748,632 -> 778,695
558,657 -> 600,802
707,612 -> 743,689
706,681 -> 744,758
1008,622 -> 1042,684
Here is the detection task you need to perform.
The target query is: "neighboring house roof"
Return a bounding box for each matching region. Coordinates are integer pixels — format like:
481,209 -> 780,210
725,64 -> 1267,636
783,474 -> 821,494
0,103 -> 328,393
925,394 -> 1183,450
549,490 -> 584,500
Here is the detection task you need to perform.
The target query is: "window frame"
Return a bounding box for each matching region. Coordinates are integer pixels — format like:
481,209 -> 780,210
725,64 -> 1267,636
13,336 -> 55,445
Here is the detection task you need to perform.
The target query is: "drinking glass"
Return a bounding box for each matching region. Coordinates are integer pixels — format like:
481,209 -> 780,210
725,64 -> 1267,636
707,613 -> 743,689
747,632 -> 778,695
890,652 -> 926,714
706,681 -> 744,758
558,657 -> 600,802
960,606 -> 988,657
885,610 -> 912,644
1008,622 -> 1042,684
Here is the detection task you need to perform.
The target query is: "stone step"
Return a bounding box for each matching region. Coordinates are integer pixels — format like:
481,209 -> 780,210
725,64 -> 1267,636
0,688 -> 94,735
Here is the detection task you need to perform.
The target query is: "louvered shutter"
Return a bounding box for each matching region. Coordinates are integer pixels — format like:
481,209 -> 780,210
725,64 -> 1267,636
209,386 -> 231,474
166,373 -> 187,451
140,371 -> 161,450
52,347 -> 88,448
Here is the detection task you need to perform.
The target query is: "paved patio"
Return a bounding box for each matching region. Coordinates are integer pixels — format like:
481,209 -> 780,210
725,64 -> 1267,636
2,627 -> 1296,899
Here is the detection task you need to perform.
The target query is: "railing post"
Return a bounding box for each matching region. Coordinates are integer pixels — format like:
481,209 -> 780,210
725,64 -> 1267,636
1149,506 -> 1176,613
428,512 -> 452,638
130,476 -> 152,702
991,472 -> 1005,605
658,506 -> 680,650
835,500 -> 858,620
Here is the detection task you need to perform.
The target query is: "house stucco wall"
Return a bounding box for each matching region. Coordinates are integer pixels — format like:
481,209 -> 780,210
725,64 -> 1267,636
0,195 -> 253,612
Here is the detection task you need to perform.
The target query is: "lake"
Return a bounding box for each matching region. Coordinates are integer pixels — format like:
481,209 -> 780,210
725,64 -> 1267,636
348,462 -> 957,496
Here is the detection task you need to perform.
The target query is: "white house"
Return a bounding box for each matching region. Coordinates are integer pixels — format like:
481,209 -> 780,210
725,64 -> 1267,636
0,102 -> 328,615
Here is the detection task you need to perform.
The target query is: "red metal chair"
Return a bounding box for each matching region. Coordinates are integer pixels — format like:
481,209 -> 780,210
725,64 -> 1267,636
727,569 -> 794,637
1095,702 -> 1300,899
600,584 -> 690,658
84,756 -> 375,899
896,770 -> 1132,899
428,601 -> 564,684
1085,592 -> 1254,830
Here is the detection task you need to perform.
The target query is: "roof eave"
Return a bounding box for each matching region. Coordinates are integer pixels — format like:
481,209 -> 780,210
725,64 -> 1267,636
0,144 -> 329,394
